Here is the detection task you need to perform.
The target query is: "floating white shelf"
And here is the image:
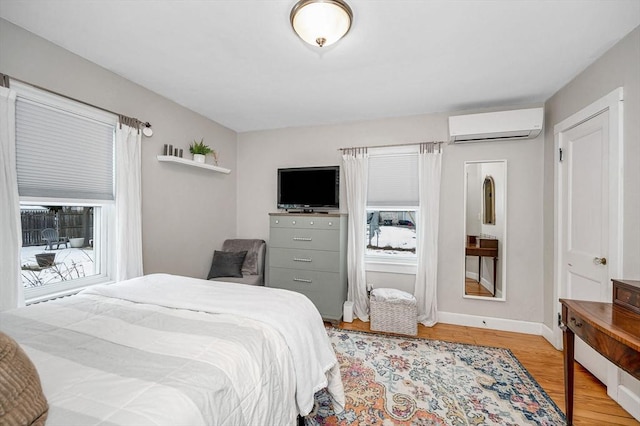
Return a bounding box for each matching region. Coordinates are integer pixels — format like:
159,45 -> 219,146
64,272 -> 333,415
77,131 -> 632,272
157,155 -> 231,174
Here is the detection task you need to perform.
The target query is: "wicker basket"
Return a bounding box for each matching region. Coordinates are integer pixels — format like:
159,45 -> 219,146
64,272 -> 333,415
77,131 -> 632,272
370,288 -> 417,336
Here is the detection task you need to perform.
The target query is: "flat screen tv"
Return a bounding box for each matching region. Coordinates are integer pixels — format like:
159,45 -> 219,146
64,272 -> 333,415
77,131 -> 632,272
277,166 -> 340,210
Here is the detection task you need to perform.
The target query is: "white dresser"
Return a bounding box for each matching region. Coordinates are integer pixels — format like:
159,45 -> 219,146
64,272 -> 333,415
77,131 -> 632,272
268,213 -> 348,324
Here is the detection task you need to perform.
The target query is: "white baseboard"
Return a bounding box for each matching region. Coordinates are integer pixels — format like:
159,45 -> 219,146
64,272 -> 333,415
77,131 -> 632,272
618,385 -> 640,421
438,311 -> 544,336
541,323 -> 561,350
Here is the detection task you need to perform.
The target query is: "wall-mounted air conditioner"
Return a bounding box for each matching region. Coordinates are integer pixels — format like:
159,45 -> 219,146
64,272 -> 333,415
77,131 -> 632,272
448,107 -> 543,143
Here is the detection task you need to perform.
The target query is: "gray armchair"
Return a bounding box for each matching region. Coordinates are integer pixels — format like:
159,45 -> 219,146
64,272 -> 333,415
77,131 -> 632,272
208,239 -> 266,286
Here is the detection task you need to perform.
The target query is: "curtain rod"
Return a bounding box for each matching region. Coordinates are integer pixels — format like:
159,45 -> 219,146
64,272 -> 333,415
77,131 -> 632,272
337,141 -> 446,151
1,73 -> 151,129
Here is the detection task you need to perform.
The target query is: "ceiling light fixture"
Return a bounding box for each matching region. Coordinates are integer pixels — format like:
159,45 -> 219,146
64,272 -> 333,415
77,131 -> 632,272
290,0 -> 353,48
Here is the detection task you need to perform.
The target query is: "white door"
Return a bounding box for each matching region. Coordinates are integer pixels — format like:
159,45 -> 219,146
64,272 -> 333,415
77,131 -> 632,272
555,88 -> 637,418
560,110 -> 610,384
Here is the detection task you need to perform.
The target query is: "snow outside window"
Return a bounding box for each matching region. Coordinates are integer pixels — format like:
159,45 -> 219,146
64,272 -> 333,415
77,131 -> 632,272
20,203 -> 112,301
366,209 -> 417,260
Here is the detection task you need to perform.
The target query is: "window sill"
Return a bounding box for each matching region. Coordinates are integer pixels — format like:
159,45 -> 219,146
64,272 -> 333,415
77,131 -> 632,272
365,260 -> 417,275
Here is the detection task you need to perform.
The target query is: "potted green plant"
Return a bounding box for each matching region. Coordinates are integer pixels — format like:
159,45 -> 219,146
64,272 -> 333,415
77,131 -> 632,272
189,138 -> 213,163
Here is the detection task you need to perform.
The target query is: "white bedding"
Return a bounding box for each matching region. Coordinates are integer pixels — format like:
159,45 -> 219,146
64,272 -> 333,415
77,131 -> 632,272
0,274 -> 345,425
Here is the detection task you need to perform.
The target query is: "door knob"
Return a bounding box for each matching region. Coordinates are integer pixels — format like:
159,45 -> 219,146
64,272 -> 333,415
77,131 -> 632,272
593,257 -> 607,265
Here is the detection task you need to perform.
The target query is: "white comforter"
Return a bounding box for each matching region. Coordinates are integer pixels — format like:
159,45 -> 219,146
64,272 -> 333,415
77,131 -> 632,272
0,274 -> 345,425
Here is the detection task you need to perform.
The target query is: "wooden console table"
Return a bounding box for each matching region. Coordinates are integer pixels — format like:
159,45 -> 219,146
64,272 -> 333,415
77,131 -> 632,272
465,235 -> 498,296
560,280 -> 640,425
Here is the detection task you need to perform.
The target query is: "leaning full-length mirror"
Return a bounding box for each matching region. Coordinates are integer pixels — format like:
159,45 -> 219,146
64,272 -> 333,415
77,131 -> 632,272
464,160 -> 507,300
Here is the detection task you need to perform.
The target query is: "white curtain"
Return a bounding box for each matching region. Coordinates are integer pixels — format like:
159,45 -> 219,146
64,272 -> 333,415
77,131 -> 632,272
342,149 -> 370,321
115,123 -> 143,281
414,144 -> 442,326
0,86 -> 24,311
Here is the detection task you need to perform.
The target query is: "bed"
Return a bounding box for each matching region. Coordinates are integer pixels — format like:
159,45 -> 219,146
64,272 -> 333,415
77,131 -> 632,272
0,273 -> 345,425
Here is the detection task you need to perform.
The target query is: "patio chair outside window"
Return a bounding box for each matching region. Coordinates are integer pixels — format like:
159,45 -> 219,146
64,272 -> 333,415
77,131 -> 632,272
41,228 -> 69,250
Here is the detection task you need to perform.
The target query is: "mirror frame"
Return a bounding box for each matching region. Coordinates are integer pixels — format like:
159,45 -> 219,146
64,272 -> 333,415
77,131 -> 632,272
463,160 -> 507,301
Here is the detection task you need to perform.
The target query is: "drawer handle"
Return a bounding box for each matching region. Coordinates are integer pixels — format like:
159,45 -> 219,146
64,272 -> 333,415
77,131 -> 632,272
293,278 -> 312,283
293,257 -> 312,263
570,317 -> 583,328
293,237 -> 312,241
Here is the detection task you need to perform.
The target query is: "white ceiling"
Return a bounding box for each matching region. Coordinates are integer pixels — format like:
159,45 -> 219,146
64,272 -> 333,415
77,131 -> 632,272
1,1 -> 639,132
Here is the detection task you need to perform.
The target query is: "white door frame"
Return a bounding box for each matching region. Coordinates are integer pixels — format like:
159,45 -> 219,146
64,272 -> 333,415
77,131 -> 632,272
552,87 -> 624,392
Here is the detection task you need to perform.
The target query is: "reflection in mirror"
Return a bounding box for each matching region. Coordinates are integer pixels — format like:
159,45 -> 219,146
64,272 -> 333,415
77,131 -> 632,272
483,176 -> 495,224
464,161 -> 506,300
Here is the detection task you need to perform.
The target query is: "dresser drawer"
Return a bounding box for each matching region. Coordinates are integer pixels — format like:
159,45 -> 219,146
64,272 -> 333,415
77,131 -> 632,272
270,215 -> 341,230
269,248 -> 340,272
565,309 -> 593,343
269,267 -> 342,292
269,267 -> 345,320
563,306 -> 640,376
269,227 -> 339,251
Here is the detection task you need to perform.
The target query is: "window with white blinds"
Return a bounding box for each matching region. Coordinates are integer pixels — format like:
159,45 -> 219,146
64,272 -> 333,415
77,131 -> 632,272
14,85 -> 115,201
367,153 -> 418,207
13,82 -> 116,302
365,152 -> 419,264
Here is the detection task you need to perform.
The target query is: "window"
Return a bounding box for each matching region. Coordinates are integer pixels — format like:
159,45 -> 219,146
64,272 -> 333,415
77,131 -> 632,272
13,81 -> 117,301
20,203 -> 112,300
365,150 -> 419,265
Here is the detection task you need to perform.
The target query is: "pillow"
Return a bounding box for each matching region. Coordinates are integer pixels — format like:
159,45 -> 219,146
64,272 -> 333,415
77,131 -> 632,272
207,250 -> 248,279
0,332 -> 48,426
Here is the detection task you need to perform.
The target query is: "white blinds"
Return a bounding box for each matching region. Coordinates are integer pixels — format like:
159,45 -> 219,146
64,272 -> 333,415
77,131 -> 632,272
367,153 -> 419,207
15,97 -> 115,200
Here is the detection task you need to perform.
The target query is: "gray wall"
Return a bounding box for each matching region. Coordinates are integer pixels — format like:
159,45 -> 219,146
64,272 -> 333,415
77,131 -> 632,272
542,26 -> 640,329
237,108 -> 546,323
0,19 -> 238,279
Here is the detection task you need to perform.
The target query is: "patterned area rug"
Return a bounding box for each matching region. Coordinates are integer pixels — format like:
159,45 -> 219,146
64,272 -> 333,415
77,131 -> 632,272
305,327 -> 565,425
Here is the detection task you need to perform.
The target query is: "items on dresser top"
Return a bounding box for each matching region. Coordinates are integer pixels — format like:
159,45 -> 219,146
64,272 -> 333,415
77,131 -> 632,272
268,213 -> 348,324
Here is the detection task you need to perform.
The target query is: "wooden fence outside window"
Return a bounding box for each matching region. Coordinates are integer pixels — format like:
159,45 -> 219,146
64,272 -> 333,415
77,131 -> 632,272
21,208 -> 93,247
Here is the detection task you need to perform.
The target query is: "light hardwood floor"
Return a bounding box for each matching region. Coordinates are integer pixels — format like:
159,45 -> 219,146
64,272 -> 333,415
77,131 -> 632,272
336,319 -> 639,426
465,277 -> 494,297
